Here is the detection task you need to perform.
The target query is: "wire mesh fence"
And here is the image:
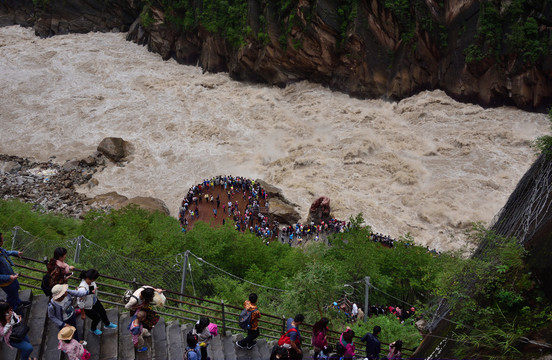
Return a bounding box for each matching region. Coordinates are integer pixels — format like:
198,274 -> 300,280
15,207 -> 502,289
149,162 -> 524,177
9,226 -> 287,305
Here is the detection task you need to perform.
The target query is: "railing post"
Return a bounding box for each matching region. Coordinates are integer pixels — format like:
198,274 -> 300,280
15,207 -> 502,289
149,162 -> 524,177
364,276 -> 370,322
74,236 -> 82,264
180,250 -> 190,295
282,316 -> 286,334
132,278 -> 138,291
221,300 -> 226,334
10,227 -> 18,251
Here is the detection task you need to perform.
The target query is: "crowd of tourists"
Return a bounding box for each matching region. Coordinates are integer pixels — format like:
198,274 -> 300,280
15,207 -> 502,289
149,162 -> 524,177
1,231 -> 412,359
178,176 -> 279,238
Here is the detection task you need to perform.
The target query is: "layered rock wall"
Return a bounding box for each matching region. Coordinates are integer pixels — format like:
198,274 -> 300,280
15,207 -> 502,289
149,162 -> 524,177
1,0 -> 551,110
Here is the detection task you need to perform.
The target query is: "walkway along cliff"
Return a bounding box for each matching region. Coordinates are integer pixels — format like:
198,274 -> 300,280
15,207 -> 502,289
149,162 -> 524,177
1,0 -> 551,111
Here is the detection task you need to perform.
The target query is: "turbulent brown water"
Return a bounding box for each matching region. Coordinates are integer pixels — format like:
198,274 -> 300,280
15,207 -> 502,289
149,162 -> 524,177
0,26 -> 549,251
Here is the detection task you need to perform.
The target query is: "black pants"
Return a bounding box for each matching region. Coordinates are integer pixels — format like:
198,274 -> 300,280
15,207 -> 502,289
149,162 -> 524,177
238,328 -> 259,347
85,300 -> 110,330
60,313 -> 80,342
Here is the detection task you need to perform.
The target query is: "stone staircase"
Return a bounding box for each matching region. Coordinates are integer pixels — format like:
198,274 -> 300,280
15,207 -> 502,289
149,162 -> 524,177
1,290 -> 314,360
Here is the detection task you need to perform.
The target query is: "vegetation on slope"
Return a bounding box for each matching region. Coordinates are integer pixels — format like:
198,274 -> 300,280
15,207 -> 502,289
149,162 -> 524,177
0,199 -> 551,357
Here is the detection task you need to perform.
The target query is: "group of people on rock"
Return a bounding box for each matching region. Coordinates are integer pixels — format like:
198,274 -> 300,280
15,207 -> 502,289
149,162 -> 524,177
178,176 -> 275,238
369,305 -> 416,323
280,219 -> 351,244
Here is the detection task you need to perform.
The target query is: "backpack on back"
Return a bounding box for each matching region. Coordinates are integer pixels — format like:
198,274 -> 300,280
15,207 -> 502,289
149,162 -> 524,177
41,273 -> 52,297
238,307 -> 256,330
277,328 -> 298,346
122,289 -> 139,304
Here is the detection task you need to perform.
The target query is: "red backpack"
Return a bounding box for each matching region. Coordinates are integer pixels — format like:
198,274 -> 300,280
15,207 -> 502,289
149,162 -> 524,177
278,328 -> 299,346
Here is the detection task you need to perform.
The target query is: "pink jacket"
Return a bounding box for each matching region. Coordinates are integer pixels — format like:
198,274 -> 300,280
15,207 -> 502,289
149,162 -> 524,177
0,322 -> 13,347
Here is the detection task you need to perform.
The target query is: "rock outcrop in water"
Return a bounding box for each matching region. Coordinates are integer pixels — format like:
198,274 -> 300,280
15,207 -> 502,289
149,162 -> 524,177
1,0 -> 551,110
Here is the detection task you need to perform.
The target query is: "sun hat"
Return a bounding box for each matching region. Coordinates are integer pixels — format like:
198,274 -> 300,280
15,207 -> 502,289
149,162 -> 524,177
57,325 -> 76,340
51,284 -> 69,300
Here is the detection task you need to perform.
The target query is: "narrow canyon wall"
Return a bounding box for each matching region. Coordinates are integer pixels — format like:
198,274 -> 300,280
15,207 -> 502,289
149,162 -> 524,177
1,0 -> 551,109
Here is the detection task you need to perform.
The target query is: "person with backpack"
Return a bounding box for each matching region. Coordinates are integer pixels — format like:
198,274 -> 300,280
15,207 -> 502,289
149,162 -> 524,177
192,317 -> 212,360
335,328 -> 356,359
47,247 -> 74,289
48,284 -> 89,342
76,269 -> 117,336
124,285 -> 164,337
360,325 -> 381,360
0,233 -> 30,312
279,314 -> 304,359
184,332 -> 202,360
312,317 -> 330,359
236,293 -> 261,350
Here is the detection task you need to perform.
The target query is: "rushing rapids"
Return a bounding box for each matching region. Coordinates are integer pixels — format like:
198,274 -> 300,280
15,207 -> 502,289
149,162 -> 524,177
0,26 -> 549,251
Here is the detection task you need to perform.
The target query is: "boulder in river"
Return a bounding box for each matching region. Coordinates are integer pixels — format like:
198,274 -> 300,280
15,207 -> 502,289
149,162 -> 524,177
122,196 -> 170,216
307,196 -> 332,224
268,198 -> 300,225
97,137 -> 132,162
88,192 -> 170,216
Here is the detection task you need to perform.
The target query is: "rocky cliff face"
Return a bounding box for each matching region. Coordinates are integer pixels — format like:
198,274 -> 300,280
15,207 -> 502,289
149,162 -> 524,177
0,0 -> 139,36
1,0 -> 551,110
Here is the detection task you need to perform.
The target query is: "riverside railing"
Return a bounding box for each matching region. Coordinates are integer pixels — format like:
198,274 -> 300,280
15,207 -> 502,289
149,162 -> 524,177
12,255 -> 415,355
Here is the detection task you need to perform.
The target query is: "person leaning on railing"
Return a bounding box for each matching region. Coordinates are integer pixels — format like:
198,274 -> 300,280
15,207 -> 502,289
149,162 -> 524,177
0,232 -> 30,312
46,247 -> 74,288
124,285 -> 165,337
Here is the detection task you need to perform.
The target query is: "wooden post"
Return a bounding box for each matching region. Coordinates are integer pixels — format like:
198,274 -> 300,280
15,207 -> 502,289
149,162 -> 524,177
282,316 -> 286,334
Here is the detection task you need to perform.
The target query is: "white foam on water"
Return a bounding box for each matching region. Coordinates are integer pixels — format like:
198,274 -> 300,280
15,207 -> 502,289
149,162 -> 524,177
0,26 -> 549,251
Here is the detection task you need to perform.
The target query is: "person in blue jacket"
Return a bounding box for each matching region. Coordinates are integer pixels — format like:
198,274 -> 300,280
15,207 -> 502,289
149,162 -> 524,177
0,232 -> 30,312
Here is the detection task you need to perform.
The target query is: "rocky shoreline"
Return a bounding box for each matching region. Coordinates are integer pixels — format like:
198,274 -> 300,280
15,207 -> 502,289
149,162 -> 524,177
0,137 -> 170,218
0,153 -> 105,218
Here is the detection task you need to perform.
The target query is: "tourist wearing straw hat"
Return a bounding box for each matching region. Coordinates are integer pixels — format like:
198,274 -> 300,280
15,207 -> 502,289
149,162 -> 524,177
57,325 -> 91,360
47,284 -> 89,342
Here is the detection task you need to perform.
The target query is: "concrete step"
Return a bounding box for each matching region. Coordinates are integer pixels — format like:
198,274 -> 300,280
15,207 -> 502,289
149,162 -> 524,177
117,312 -> 134,360
28,293 -> 49,359
42,318 -> 62,360
83,314 -> 101,360
233,333 -> 262,360
257,338 -> 271,359
208,331 -> 225,360
166,321 -> 183,360
151,317 -> 167,360
221,330 -> 237,360
99,307 -> 118,360
135,333 -> 152,360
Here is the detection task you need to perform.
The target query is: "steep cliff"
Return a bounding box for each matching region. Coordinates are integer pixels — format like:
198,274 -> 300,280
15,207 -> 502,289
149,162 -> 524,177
1,0 -> 551,110
126,0 -> 552,110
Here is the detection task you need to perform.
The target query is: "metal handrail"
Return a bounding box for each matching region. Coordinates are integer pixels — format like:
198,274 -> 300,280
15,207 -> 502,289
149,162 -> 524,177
14,255 -> 415,354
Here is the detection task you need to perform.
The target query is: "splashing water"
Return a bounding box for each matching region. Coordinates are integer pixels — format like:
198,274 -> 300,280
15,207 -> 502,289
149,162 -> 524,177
0,26 -> 548,251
